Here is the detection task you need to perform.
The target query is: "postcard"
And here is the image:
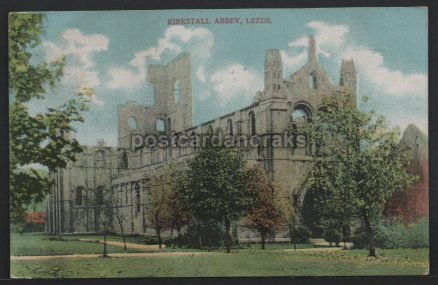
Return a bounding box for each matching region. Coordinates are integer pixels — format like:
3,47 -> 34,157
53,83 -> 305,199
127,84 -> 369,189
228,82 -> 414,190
9,8 -> 428,278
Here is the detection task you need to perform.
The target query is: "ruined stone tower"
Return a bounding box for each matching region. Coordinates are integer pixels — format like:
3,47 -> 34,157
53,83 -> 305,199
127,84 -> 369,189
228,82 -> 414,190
340,58 -> 357,105
117,52 -> 192,149
264,49 -> 283,93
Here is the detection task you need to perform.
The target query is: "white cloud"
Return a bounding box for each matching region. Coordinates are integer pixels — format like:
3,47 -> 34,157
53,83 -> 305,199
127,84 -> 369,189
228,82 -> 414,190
283,21 -> 427,98
281,21 -> 349,70
286,20 -> 427,133
280,50 -> 307,70
107,25 -> 213,90
60,29 -> 108,68
106,67 -> 144,90
342,47 -> 427,96
289,21 -> 349,51
196,66 -> 207,82
44,29 -> 108,106
210,64 -> 262,103
63,66 -> 101,88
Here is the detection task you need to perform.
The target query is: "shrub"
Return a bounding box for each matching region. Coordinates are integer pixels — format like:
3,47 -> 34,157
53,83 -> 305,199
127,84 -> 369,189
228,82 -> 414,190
322,227 -> 342,246
164,235 -> 185,248
404,217 -> 429,248
352,217 -> 429,249
184,219 -> 225,249
351,225 -> 369,249
291,225 -> 312,243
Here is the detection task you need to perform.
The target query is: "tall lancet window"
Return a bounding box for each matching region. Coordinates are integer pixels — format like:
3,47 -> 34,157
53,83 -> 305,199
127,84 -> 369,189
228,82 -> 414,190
95,150 -> 104,168
128,116 -> 137,130
309,75 -> 317,89
76,186 -> 84,206
174,80 -> 181,104
227,119 -> 233,136
96,186 -> 104,206
249,112 -> 256,136
156,118 -> 165,132
146,86 -> 156,106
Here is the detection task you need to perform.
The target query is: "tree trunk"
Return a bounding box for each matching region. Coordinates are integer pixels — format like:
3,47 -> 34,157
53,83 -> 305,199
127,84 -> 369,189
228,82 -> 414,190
197,219 -> 202,249
154,215 -> 163,249
177,225 -> 182,248
225,217 -> 232,254
342,225 -> 348,250
364,215 -> 376,257
290,221 -> 297,251
103,230 -> 108,257
117,214 -> 127,251
157,230 -> 162,249
121,232 -> 127,251
261,231 -> 266,250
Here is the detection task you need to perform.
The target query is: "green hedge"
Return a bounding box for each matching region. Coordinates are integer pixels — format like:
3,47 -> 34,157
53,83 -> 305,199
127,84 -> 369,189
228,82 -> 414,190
352,217 -> 429,249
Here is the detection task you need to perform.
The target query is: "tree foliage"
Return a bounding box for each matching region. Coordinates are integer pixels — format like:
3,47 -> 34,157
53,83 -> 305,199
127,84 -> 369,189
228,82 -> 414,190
167,163 -> 191,248
245,166 -> 287,249
184,146 -> 252,253
9,13 -> 90,223
308,94 -> 416,256
146,165 -> 175,249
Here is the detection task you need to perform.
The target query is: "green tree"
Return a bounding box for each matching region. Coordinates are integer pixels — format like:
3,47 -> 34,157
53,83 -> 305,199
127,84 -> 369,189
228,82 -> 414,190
9,13 -> 90,224
167,164 -> 191,248
308,94 -> 415,257
146,166 -> 174,249
185,146 -> 252,253
245,166 -> 286,249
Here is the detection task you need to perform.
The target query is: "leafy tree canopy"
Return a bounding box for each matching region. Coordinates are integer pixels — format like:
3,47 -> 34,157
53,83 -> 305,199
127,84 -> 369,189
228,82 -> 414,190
307,93 -> 416,256
9,13 -> 90,223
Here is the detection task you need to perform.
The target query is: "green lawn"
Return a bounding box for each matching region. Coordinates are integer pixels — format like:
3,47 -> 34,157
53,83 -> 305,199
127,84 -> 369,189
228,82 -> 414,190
11,248 -> 428,278
10,233 -> 143,256
11,232 -> 314,254
10,233 -> 429,277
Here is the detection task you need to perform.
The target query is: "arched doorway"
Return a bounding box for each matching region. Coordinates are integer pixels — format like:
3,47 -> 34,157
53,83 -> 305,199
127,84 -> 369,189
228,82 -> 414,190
301,187 -> 324,238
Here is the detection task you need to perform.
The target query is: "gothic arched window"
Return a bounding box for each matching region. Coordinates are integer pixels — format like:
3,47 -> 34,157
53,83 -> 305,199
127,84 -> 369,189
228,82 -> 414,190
309,75 -> 317,89
135,183 -> 141,213
128,116 -> 137,130
95,150 -> 104,168
96,186 -> 104,206
146,86 -> 156,106
174,80 -> 181,104
76,186 -> 84,206
121,152 -> 128,169
190,131 -> 198,152
249,112 -> 256,136
207,125 -> 213,135
227,119 -> 233,136
156,118 -> 165,132
292,106 -> 312,124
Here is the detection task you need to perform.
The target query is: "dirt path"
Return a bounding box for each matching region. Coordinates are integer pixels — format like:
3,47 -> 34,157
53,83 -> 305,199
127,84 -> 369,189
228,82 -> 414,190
11,238 -> 346,261
283,247 -> 342,252
11,251 -> 219,261
79,238 -> 165,251
11,247 -> 344,261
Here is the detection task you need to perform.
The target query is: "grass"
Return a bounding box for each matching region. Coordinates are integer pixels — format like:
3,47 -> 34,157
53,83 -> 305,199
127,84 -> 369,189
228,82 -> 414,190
57,234 -> 316,251
10,233 -> 429,277
11,232 -> 315,254
10,233 -> 143,256
11,248 -> 429,278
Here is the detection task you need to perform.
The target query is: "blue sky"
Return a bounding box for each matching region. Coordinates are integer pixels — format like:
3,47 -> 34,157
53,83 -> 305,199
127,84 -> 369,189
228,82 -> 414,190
23,8 -> 427,146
